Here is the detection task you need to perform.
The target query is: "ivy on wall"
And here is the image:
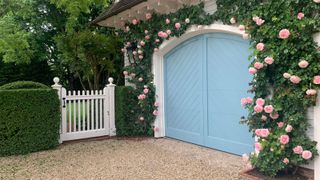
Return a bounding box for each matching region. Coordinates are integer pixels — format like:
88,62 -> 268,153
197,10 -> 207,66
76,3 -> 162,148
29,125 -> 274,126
118,0 -> 320,176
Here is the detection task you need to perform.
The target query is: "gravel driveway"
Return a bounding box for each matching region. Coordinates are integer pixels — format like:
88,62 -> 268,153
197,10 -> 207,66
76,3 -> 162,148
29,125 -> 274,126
0,138 -> 246,180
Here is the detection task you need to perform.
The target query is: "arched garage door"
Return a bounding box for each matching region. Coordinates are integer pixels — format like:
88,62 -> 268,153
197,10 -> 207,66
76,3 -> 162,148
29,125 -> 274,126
164,33 -> 253,155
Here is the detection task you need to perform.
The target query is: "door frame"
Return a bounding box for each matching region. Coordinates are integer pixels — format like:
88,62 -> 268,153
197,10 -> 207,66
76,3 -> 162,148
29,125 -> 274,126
152,23 -> 247,138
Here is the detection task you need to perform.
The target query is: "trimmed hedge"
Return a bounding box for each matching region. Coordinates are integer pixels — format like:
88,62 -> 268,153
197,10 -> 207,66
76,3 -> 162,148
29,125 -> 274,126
116,86 -> 148,136
0,89 -> 60,156
0,81 -> 49,90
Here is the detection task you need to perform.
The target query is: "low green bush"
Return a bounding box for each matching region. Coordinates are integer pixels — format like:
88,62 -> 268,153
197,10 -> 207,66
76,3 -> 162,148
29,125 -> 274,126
0,89 -> 60,156
115,86 -> 149,136
0,81 -> 49,90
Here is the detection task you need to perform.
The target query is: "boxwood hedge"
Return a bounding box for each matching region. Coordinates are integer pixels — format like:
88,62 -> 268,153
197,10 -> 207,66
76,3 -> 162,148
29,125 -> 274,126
0,88 -> 60,156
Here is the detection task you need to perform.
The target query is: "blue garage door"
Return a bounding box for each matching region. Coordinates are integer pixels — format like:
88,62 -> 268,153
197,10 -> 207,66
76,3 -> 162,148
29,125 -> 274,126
164,33 -> 253,155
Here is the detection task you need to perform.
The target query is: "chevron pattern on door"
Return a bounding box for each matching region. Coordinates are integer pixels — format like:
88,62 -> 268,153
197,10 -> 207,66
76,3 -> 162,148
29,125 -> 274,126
164,33 -> 254,155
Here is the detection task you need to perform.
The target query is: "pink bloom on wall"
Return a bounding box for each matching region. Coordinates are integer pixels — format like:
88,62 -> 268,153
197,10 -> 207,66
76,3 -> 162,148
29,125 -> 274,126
145,13 -> 152,20
302,150 -> 312,160
283,158 -> 289,165
256,43 -> 265,51
297,12 -> 305,20
155,39 -> 160,43
175,22 -> 181,29
126,42 -> 131,46
264,105 -> 274,113
133,51 -> 137,55
293,146 -> 303,154
260,129 -> 270,138
249,67 -> 257,74
143,88 -> 149,94
298,60 -> 309,68
280,135 -> 290,145
166,18 -> 171,24
314,0 -> 320,3
285,125 -> 293,133
278,122 -> 284,128
230,17 -> 236,24
166,30 -> 172,35
125,26 -> 130,32
144,85 -> 148,89
255,143 -> 263,152
261,115 -> 267,121
138,50 -> 143,55
138,77 -> 143,82
242,154 -> 249,162
158,31 -> 168,39
264,57 -> 274,65
256,98 -> 265,106
252,16 -> 259,22
153,110 -> 159,116
290,76 -> 301,84
144,30 -> 149,34
140,41 -> 146,46
254,105 -> 263,113
154,102 -> 160,107
254,62 -> 264,69
313,76 -> 320,84
255,18 -> 265,26
270,113 -> 279,120
132,19 -> 138,25
139,55 -> 144,60
123,71 -> 128,76
138,94 -> 146,100
306,89 -> 317,96
145,35 -> 150,40
241,98 -> 248,106
239,25 -> 245,31
283,73 -> 291,79
279,29 -> 290,39
246,97 -> 253,104
255,129 -> 262,136
139,117 -> 144,121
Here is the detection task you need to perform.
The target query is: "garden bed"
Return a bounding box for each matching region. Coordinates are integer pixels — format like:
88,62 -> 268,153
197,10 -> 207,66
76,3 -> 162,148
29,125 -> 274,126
240,168 -> 313,180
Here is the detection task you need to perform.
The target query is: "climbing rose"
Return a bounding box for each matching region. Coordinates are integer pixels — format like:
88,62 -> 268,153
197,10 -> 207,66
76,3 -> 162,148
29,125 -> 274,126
246,97 -> 253,104
264,57 -> 274,65
158,31 -> 168,39
175,22 -> 181,29
290,76 -> 301,84
255,143 -> 263,151
145,35 -> 150,40
242,154 -> 249,162
314,0 -> 320,3
255,129 -> 261,136
252,16 -> 259,22
255,18 -> 265,26
139,55 -> 144,60
241,98 -> 247,105
297,12 -> 305,20
138,50 -> 143,54
185,18 -> 190,24
139,117 -> 144,121
280,135 -> 290,145
283,73 -> 291,79
123,71 -> 128,76
144,30 -> 149,34
278,122 -> 284,128
254,105 -> 263,113
138,94 -> 146,100
153,110 -> 159,116
166,18 -> 170,24
264,105 -> 274,113
256,98 -> 265,106
125,26 -> 130,32
133,51 -> 137,55
254,62 -> 264,69
154,102 -> 160,107
243,33 -> 249,40
230,17 -> 236,24
140,41 -> 146,46
239,25 -> 245,31
143,88 -> 149,94
166,30 -> 172,35
249,67 -> 257,74
155,39 -> 160,43
260,129 -> 270,138
132,19 -> 138,25
283,158 -> 289,165
293,146 -> 303,154
261,115 -> 268,121
256,43 -> 265,51
306,89 -> 317,96
313,76 -> 320,84
285,125 -> 293,133
279,29 -> 290,39
298,60 -> 309,68
270,113 -> 279,120
302,150 -> 312,160
138,77 -> 143,82
145,13 -> 152,20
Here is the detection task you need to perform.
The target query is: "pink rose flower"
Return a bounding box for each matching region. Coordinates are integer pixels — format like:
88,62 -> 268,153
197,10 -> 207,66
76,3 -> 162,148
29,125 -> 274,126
140,41 -> 146,46
280,135 -> 290,145
153,110 -> 159,116
313,76 -> 320,84
260,129 -> 270,138
285,125 -> 293,133
143,88 -> 149,94
130,73 -> 136,78
254,105 -> 264,113
297,12 -> 305,20
246,97 -> 253,104
256,98 -> 265,106
283,158 -> 289,165
255,143 -> 263,151
264,57 -> 274,65
242,154 -> 249,162
154,102 -> 160,107
166,29 -> 172,35
252,16 -> 259,22
132,19 -> 138,25
125,26 -> 130,32
264,105 -> 274,113
166,18 -> 171,24
139,117 -> 144,121
230,17 -> 236,24
249,67 -> 257,74
144,30 -> 149,34
123,71 -> 128,76
239,25 -> 245,31
132,51 -> 137,55
144,85 -> 148,89
261,115 -> 267,121
175,22 -> 181,29
270,113 -> 279,120
254,62 -> 264,69
139,55 -> 144,60
290,75 -> 301,84
279,29 -> 290,39
306,89 -> 317,96
293,146 -> 303,154
278,122 -> 284,128
138,50 -> 143,55
138,94 -> 146,100
126,42 -> 131,46
256,43 -> 265,51
298,60 -> 309,68
314,0 -> 320,3
255,18 -> 265,26
283,73 -> 291,79
138,77 -> 143,82
241,98 -> 247,106
145,35 -> 150,40
302,150 -> 312,160
145,13 -> 152,20
255,129 -> 262,136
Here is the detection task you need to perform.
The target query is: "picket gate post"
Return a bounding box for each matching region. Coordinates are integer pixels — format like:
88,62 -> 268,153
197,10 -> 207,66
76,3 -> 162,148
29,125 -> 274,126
107,77 -> 116,136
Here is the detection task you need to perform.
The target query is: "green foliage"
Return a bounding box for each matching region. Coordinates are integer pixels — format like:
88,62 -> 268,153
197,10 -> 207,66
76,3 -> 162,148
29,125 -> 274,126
214,0 -> 320,177
0,89 -> 60,156
0,81 -> 49,90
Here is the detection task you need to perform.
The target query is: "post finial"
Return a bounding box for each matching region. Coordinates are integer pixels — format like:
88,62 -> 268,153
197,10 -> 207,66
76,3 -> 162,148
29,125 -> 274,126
108,77 -> 114,84
53,77 -> 60,85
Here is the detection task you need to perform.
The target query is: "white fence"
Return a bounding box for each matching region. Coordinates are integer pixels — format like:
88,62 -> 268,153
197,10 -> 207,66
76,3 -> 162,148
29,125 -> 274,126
52,77 -> 116,142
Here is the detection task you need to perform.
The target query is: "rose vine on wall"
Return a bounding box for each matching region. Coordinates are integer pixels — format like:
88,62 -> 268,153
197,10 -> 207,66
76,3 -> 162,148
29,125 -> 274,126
118,0 -> 320,176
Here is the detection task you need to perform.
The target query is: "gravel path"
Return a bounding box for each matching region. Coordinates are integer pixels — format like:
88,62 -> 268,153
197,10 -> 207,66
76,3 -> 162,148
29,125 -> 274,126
0,138 -> 246,180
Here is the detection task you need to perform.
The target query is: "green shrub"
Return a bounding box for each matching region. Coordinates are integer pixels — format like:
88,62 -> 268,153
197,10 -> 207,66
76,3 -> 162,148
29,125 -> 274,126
0,81 -> 49,90
0,89 -> 60,156
115,86 -> 149,136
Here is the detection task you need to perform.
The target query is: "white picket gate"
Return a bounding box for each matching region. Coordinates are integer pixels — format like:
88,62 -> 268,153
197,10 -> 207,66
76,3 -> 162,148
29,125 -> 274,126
52,77 -> 116,143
